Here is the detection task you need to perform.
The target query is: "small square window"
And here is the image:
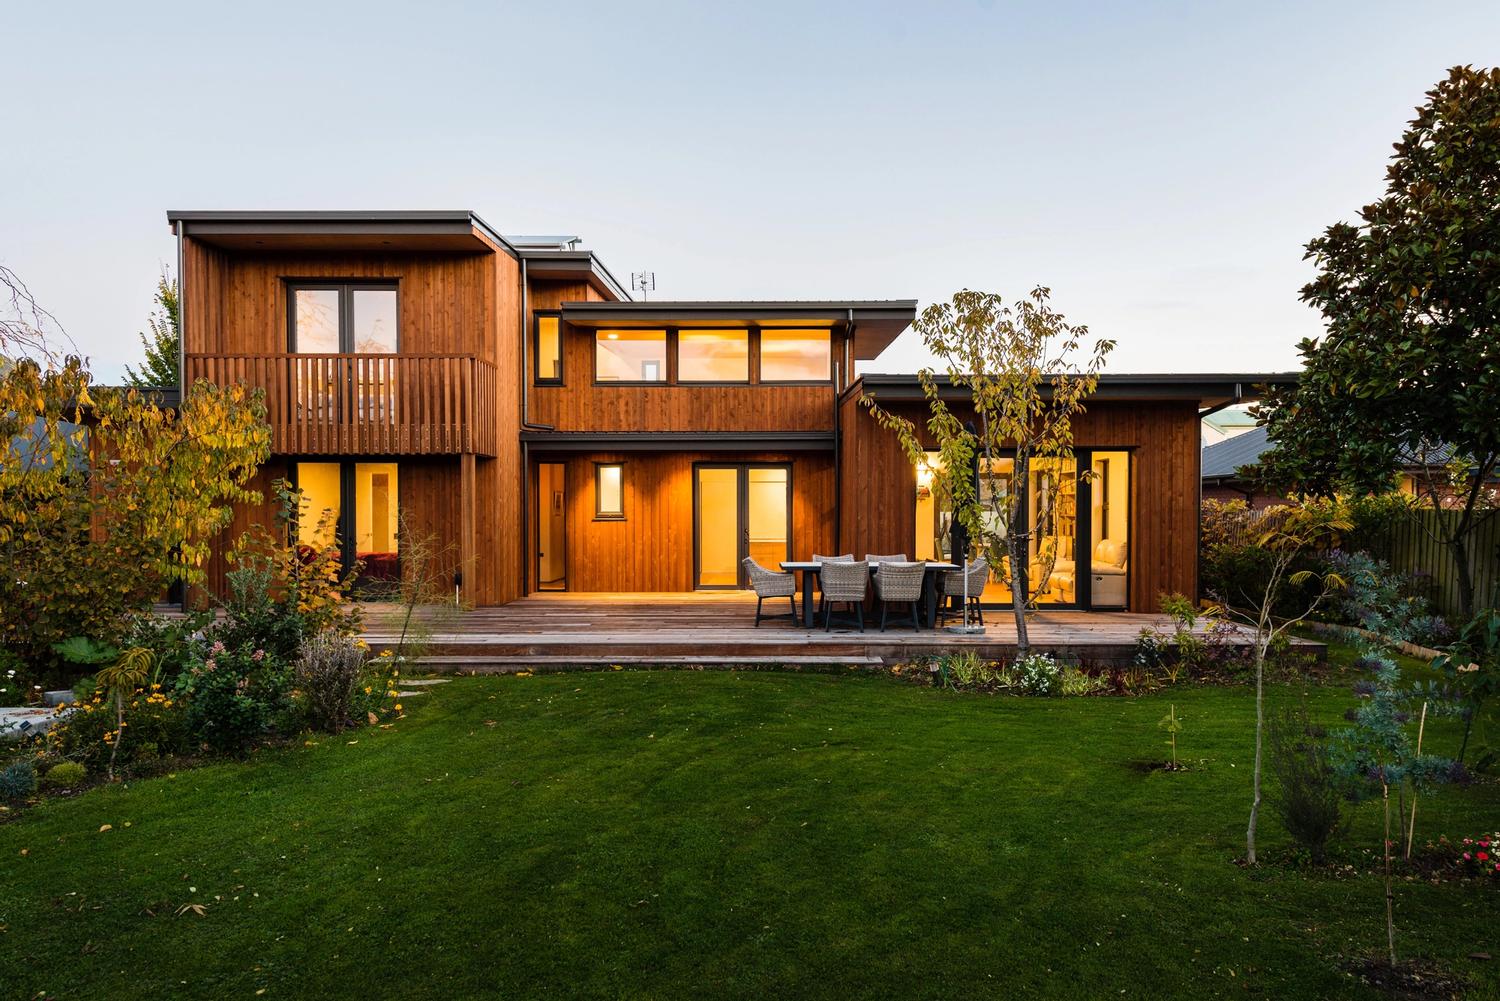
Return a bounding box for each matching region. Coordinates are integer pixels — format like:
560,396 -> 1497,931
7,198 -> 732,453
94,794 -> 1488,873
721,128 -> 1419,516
595,463 -> 624,520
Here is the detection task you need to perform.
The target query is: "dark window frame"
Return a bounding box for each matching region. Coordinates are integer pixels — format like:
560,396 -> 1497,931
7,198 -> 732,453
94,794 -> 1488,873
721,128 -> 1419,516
592,329 -> 670,386
691,461 -> 794,589
675,327 -> 752,386
287,279 -> 400,353
755,327 -> 834,385
533,310 -> 564,385
586,325 -> 837,387
593,461 -> 626,521
289,458 -> 404,595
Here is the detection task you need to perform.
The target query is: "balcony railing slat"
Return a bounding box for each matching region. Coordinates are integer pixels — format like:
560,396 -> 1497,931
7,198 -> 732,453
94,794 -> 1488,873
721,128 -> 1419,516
184,352 -> 497,458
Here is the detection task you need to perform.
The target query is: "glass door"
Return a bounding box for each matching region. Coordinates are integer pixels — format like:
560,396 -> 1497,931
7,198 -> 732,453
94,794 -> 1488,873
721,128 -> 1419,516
536,462 -> 567,591
694,464 -> 791,588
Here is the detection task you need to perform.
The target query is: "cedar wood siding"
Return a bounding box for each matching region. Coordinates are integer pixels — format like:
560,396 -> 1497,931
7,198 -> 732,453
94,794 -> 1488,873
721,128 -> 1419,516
183,235 -> 524,606
837,392 -> 1201,612
527,451 -> 835,592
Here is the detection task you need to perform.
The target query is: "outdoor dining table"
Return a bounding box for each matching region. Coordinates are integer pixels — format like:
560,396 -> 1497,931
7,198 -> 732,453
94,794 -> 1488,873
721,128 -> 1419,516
780,560 -> 959,628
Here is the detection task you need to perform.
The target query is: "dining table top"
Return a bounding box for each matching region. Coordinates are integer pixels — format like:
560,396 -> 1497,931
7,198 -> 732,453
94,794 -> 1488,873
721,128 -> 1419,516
779,560 -> 959,572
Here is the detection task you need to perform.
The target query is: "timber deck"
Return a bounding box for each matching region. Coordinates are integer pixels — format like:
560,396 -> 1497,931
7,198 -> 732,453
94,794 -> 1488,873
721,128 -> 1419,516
359,592 -> 1323,671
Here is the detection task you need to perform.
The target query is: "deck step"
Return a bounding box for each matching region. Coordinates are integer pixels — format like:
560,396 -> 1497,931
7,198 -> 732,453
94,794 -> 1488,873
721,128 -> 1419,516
413,654 -> 884,673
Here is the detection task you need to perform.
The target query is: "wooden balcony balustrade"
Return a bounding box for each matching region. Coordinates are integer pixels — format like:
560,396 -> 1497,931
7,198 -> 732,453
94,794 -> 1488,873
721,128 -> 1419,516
185,353 -> 498,456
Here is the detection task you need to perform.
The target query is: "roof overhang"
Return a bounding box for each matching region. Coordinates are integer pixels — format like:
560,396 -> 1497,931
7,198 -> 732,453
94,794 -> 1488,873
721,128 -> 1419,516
853,372 -> 1300,408
519,250 -> 631,302
165,210 -> 516,256
520,430 -> 834,452
557,301 -> 916,360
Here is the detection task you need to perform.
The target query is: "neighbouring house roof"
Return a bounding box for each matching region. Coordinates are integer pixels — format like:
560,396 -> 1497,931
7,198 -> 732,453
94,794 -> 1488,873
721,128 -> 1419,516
560,301 -> 919,361
855,372 -> 1298,408
1202,424 -> 1271,482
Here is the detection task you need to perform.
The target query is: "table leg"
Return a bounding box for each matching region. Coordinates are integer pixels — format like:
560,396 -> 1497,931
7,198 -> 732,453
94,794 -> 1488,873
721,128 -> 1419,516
921,571 -> 938,628
802,572 -> 816,628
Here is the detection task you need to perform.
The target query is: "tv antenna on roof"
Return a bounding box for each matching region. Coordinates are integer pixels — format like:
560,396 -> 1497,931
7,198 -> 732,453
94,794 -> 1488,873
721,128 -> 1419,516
631,271 -> 655,302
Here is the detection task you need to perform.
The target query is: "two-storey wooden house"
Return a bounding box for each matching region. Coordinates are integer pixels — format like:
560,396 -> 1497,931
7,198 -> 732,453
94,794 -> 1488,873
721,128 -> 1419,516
172,209 -> 1262,612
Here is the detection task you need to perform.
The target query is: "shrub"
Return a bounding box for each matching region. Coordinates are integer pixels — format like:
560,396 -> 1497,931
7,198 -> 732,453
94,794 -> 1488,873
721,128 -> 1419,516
1012,653 -> 1062,696
1266,701 -> 1350,863
42,761 -> 86,789
122,611 -> 212,686
1060,667 -> 1108,697
1323,549 -> 1446,645
48,685 -> 188,771
1453,832 -> 1500,877
214,561 -> 304,665
0,647 -> 39,706
297,633 -> 370,733
0,760 -> 38,801
176,641 -> 295,756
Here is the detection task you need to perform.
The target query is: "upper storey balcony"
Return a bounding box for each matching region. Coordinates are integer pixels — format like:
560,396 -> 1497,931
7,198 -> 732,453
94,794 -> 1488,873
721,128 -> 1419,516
185,352 -> 498,456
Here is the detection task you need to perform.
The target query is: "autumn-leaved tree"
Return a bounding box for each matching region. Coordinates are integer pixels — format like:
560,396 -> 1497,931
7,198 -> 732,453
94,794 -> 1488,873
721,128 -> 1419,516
862,288 -> 1113,651
124,272 -> 181,389
1255,65 -> 1500,618
0,356 -> 270,670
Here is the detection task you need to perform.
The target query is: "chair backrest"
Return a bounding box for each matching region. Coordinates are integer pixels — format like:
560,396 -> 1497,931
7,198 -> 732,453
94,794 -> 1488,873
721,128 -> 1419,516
943,557 -> 990,598
741,557 -> 785,594
864,553 -> 908,565
1094,539 -> 1127,568
820,560 -> 870,601
875,561 -> 925,601
812,553 -> 854,563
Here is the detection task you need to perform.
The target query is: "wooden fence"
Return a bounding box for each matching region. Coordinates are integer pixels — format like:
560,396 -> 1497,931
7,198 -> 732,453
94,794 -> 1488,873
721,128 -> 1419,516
1365,509 -> 1500,617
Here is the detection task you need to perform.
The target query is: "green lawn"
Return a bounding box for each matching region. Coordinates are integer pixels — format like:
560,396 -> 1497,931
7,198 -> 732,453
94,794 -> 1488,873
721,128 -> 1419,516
2,671 -> 1495,1000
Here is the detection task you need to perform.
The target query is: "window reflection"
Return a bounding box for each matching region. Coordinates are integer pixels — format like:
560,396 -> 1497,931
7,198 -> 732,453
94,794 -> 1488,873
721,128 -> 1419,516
293,289 -> 340,353
679,329 -> 749,382
352,289 -> 398,353
596,330 -> 667,382
760,329 -> 830,381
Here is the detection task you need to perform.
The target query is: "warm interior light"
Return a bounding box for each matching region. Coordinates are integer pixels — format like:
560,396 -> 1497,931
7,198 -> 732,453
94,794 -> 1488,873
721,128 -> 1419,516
607,332 -> 619,340
916,463 -> 934,489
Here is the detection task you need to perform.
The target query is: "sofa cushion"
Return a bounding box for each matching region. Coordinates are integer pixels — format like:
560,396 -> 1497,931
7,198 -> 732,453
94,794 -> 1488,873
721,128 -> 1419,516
1094,539 -> 1127,568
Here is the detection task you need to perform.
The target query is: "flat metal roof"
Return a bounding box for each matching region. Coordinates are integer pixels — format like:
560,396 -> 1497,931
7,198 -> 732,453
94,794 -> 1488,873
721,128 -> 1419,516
854,372 -> 1299,408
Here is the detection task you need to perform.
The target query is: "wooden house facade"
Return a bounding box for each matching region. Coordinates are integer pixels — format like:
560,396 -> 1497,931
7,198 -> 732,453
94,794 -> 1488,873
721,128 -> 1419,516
172,210 -> 1260,613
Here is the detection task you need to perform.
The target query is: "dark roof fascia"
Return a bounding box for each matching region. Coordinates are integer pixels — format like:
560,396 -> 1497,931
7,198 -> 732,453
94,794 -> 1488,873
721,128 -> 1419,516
850,372 -> 1300,406
561,300 -> 916,322
164,210 -> 519,258
519,430 -> 834,452
519,251 -> 632,302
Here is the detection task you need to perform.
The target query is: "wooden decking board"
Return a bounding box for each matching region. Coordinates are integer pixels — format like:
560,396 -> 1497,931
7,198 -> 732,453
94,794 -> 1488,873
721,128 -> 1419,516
361,592 -> 1323,669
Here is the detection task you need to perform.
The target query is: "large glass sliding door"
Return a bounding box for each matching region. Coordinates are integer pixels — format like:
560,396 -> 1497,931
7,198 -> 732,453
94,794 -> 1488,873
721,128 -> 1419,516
913,449 -> 1129,609
294,460 -> 400,591
694,464 -> 791,588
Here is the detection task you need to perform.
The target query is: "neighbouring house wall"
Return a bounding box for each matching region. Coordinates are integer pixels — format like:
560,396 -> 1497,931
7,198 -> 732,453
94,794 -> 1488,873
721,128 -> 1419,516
527,451 -> 835,592
838,393 -> 1202,612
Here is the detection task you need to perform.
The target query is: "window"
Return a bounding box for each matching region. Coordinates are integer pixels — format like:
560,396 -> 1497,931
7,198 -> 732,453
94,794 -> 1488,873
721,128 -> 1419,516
595,463 -> 624,519
596,329 -> 667,382
290,283 -> 398,353
294,460 -> 401,589
759,328 -> 830,382
1088,451 -> 1130,609
534,313 -> 562,384
678,329 -> 749,383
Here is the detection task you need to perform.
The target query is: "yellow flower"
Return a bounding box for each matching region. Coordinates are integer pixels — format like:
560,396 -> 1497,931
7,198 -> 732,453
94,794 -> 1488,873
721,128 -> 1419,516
394,703 -> 403,712
363,686 -> 372,695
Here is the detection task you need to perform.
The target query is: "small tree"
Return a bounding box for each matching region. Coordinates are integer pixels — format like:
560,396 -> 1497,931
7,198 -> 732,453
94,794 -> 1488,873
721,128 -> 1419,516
1206,505 -> 1349,864
1330,648 -> 1461,967
862,288 -> 1113,651
95,647 -> 153,781
124,272 -> 180,389
1256,66 -> 1500,619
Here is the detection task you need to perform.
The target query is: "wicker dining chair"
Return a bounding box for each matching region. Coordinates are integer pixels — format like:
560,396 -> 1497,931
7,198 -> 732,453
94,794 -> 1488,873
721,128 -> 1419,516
820,560 -> 871,631
874,561 -> 925,631
812,553 -> 854,614
863,553 -> 908,565
938,557 -> 990,627
742,558 -> 799,627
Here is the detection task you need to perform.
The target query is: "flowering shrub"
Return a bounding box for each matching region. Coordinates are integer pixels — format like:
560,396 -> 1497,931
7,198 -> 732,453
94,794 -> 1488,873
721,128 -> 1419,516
175,641 -> 295,756
1455,832 -> 1500,876
48,685 -> 188,770
1012,653 -> 1062,696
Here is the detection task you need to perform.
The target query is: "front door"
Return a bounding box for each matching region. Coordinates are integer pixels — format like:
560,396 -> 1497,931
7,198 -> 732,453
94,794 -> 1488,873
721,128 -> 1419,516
694,464 -> 791,588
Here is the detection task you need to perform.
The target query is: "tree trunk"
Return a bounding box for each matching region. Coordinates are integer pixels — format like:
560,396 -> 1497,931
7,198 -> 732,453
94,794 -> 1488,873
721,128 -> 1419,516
1010,453 -> 1030,653
1445,534 -> 1476,623
1383,782 -> 1397,968
1246,639 -> 1266,865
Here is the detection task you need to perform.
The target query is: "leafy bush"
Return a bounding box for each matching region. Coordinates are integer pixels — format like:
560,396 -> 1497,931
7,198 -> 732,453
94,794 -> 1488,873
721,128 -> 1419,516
214,561 -> 304,665
48,686 -> 188,770
1059,667 -> 1108,697
0,648 -> 39,706
297,633 -> 370,733
1323,549 -> 1447,645
0,760 -> 38,801
42,761 -> 86,789
176,641 -> 295,756
1266,702 -> 1350,863
122,611 -> 212,686
1012,653 -> 1062,696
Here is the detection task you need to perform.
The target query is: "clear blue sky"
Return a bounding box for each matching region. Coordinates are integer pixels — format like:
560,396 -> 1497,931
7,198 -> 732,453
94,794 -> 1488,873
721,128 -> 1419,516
3,1 -> 1496,380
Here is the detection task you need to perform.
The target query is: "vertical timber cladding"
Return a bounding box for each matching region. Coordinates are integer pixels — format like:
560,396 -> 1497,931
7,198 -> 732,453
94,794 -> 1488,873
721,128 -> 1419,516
837,392 -> 1201,612
531,451 -> 836,593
